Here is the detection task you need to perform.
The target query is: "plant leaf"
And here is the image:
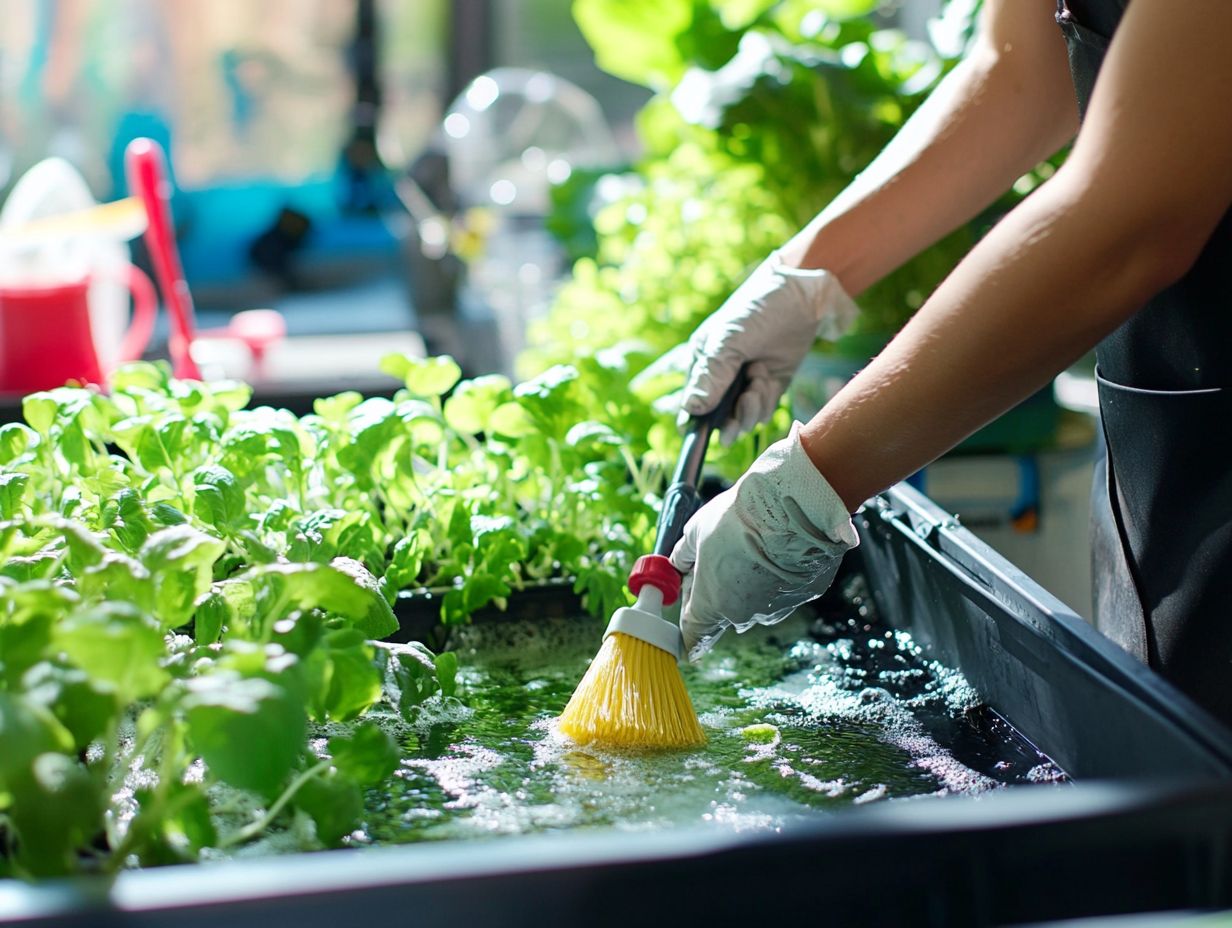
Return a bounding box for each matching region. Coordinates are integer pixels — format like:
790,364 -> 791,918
573,0 -> 695,88
138,526 -> 227,629
54,603 -> 169,702
295,770 -> 362,848
184,666 -> 305,796
327,722 -> 399,785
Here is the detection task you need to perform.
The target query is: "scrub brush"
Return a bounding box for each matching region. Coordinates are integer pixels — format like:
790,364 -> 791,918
557,369 -> 746,748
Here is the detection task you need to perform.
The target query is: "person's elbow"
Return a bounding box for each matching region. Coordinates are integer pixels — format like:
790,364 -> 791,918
1055,163 -> 1223,306
1117,206 -> 1215,302
1138,212 -> 1216,293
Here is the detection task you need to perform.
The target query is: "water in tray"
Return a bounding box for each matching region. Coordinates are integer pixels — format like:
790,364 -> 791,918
353,577 -> 1066,846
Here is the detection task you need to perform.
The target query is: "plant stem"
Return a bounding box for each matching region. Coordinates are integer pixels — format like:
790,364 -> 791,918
217,760 -> 330,849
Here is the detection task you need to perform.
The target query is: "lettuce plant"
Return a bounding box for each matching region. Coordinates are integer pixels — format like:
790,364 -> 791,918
524,0 -> 978,375
0,350 -> 671,877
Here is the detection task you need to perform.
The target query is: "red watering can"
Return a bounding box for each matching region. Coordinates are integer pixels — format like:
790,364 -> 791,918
0,141 -> 285,393
0,265 -> 157,394
0,157 -> 159,394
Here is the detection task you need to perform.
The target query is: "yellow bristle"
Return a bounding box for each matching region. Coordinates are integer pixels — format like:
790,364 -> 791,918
557,632 -> 706,748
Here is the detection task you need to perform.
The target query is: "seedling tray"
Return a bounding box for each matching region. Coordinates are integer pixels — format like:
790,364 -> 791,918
4,483 -> 1232,927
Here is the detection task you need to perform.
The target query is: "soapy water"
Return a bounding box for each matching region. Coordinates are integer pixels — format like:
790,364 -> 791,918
354,579 -> 1067,846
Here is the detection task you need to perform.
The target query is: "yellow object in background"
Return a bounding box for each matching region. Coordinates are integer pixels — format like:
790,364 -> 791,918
0,196 -> 146,245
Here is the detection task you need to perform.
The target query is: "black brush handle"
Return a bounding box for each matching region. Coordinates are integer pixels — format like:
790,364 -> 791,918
652,366 -> 749,558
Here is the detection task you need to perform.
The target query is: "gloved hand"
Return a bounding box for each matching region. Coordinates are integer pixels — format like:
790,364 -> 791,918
670,422 -> 859,659
680,252 -> 859,445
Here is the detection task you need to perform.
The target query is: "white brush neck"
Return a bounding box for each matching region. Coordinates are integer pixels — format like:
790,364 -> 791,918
603,585 -> 684,660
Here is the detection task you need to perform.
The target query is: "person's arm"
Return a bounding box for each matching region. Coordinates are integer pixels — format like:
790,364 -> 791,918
801,0 -> 1232,510
781,0 -> 1077,293
680,0 -> 1076,438
674,0 -> 1232,658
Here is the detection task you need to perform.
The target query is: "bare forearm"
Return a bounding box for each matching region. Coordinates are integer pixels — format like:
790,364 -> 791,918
781,1 -> 1076,295
797,0 -> 1232,513
798,168 -> 1180,511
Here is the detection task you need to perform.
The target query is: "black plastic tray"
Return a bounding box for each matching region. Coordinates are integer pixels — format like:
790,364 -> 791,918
4,483 -> 1232,927
854,484 -> 1232,779
7,780 -> 1232,928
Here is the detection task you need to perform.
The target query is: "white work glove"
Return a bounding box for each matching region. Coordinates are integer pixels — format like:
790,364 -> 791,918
681,251 -> 859,445
670,421 -> 859,660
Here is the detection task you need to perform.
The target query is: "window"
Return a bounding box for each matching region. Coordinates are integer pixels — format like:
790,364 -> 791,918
0,0 -> 447,196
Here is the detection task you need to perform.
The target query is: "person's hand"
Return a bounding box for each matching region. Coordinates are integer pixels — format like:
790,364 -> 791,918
680,252 -> 859,445
669,422 -> 859,659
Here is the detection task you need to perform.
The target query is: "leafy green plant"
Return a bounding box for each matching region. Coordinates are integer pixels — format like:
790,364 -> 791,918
0,344 -> 720,876
0,2 -> 1012,879
523,0 -> 978,375
0,357 -> 651,877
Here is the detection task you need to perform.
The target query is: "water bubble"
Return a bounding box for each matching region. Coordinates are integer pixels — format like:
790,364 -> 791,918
244,609 -> 1064,855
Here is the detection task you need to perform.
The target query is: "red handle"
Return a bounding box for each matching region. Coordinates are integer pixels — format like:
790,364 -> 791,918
113,263 -> 158,365
628,554 -> 682,607
125,138 -> 201,380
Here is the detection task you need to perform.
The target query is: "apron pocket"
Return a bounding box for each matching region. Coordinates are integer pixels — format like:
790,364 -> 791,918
1094,368 -> 1232,720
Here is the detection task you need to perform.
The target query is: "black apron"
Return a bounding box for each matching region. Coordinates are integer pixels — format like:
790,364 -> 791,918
1058,1 -> 1232,725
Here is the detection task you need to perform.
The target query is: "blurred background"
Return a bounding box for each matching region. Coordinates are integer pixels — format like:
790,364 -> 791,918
0,0 -> 943,376
0,1 -> 946,192
0,0 -> 1095,616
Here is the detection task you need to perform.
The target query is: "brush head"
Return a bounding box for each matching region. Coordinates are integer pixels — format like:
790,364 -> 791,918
557,631 -> 705,748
